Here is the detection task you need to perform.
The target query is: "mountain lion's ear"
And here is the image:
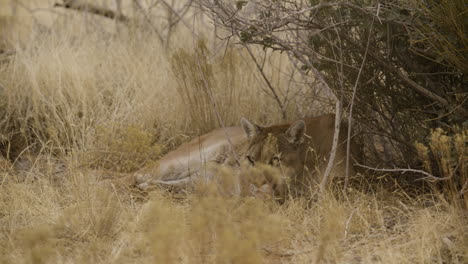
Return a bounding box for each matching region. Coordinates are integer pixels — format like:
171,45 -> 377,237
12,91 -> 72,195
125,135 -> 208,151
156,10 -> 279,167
240,117 -> 260,139
285,120 -> 306,143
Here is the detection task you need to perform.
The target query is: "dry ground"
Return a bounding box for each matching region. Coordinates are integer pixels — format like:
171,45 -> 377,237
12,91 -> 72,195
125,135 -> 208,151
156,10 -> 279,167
0,1 -> 467,263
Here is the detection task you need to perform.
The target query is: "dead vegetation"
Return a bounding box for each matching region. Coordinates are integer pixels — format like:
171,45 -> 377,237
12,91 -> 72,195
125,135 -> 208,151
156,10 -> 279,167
0,1 -> 466,263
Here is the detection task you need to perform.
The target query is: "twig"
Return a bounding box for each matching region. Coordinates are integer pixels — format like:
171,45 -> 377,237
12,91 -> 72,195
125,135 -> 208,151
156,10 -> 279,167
262,247 -> 313,257
344,208 -> 357,240
54,1 -> 129,22
160,0 -> 194,29
459,180 -> 468,196
193,47 -> 241,167
244,46 -> 287,120
342,32 -> 465,116
355,163 -> 451,182
132,0 -> 165,44
160,0 -> 199,47
345,10 -> 375,189
319,100 -> 342,193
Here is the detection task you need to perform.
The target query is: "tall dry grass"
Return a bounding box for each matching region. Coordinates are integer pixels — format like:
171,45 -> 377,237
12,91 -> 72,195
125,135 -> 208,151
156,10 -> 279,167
0,1 -> 466,263
0,10 -> 292,158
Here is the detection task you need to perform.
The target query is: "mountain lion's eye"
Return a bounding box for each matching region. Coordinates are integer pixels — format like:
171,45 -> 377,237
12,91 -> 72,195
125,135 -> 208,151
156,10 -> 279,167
246,155 -> 255,165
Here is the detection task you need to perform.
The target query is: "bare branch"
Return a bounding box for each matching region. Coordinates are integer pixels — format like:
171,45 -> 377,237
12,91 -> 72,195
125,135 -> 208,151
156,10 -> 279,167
319,100 -> 342,193
132,0 -> 165,43
244,46 -> 287,120
199,0 -> 467,175
54,1 -> 129,22
355,163 -> 451,182
345,11 -> 375,189
160,0 -> 194,29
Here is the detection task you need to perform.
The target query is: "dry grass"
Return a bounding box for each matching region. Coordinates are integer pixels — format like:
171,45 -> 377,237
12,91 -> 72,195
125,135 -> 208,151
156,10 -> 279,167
0,1 -> 467,263
1,165 -> 466,263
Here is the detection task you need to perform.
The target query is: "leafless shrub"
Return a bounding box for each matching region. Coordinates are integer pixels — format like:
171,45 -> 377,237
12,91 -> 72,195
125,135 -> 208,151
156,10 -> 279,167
197,0 -> 467,179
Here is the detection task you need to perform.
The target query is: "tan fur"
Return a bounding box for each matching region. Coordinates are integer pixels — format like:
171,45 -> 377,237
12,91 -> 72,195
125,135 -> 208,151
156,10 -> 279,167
138,127 -> 246,181
241,114 -> 358,196
132,114 -> 357,198
133,126 -> 274,198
